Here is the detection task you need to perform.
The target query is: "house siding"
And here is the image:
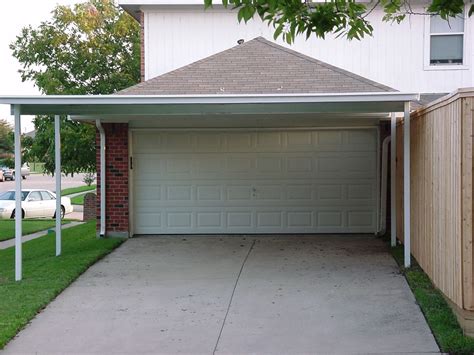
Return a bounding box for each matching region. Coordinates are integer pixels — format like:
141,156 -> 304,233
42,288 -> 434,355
141,4 -> 472,93
96,123 -> 129,236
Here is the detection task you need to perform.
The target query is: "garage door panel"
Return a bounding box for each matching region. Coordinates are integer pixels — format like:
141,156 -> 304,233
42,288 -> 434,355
135,181 -> 375,208
133,129 -> 377,234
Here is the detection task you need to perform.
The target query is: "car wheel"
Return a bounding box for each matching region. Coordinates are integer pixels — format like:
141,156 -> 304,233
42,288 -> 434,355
22,175 -> 26,180
10,209 -> 25,219
54,206 -> 66,219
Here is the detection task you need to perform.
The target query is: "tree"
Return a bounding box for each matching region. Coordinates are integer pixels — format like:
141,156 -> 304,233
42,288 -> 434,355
0,119 -> 14,155
205,0 -> 471,43
10,0 -> 140,175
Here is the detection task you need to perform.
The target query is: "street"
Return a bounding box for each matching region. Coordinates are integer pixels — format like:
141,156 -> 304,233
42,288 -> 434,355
0,173 -> 87,194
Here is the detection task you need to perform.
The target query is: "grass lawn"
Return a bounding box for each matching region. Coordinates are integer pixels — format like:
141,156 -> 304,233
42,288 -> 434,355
0,221 -> 123,349
71,193 -> 90,205
0,220 -> 70,242
61,184 -> 96,196
391,245 -> 474,354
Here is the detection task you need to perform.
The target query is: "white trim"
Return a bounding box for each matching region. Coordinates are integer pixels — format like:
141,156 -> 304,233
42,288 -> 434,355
390,113 -> 397,247
14,105 -> 22,281
379,135 -> 391,235
144,11 -> 150,81
55,115 -> 62,256
0,92 -> 420,105
129,126 -> 379,132
375,126 -> 381,234
403,102 -> 411,268
96,120 -> 106,237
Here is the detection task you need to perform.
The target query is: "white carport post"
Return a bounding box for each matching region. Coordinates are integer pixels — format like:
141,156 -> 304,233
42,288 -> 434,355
403,102 -> 411,268
13,105 -> 22,281
390,112 -> 397,247
55,115 -> 62,256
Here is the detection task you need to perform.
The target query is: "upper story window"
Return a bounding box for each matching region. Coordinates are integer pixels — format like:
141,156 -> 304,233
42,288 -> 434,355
429,14 -> 464,65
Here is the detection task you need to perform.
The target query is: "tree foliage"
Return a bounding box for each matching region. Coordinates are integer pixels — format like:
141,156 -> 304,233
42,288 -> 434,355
10,0 -> 140,175
0,120 -> 14,156
204,0 -> 471,43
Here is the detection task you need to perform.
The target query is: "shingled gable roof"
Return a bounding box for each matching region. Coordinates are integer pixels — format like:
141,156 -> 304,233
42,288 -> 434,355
117,37 -> 395,96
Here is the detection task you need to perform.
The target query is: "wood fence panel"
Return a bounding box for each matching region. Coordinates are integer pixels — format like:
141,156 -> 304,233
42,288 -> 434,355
462,97 -> 474,310
396,96 -> 465,307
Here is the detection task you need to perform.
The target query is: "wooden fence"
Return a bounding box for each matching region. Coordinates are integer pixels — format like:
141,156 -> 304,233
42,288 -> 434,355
396,88 -> 474,312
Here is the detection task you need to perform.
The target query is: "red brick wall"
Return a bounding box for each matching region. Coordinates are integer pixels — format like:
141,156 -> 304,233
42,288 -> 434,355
83,192 -> 97,222
96,123 -> 129,236
140,11 -> 145,82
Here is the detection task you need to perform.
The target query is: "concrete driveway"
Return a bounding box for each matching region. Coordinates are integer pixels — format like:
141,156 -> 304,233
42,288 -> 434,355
3,236 -> 439,354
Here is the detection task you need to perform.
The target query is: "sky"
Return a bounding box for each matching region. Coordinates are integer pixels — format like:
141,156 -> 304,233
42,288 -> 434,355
0,0 -> 78,133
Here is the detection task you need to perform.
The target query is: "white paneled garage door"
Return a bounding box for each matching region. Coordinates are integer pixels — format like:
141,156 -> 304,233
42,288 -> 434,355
132,129 -> 378,234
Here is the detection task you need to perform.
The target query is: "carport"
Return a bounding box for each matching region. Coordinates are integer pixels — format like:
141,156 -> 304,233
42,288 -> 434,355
0,91 -> 417,282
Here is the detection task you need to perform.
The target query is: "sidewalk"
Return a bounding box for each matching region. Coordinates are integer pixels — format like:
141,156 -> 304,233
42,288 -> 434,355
0,221 -> 84,250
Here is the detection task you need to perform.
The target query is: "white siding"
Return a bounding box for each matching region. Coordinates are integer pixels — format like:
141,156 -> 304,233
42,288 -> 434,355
142,4 -> 472,93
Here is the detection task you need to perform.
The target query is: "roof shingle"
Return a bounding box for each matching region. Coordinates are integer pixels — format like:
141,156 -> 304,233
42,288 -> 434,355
117,37 -> 395,95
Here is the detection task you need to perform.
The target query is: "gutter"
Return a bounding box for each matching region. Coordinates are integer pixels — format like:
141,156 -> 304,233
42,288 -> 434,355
96,119 -> 106,237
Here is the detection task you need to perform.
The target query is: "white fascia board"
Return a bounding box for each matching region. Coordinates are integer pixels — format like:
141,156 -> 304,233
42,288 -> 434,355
0,92 -> 420,106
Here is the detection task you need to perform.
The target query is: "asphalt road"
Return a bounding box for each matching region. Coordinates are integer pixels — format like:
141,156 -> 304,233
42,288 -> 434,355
0,173 -> 87,194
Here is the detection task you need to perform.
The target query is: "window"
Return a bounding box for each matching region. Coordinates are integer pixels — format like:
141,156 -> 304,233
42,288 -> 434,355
0,191 -> 29,201
429,13 -> 464,65
40,191 -> 54,200
28,192 -> 42,202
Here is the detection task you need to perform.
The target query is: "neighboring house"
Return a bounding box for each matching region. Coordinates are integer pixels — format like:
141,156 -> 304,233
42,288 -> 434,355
120,0 -> 472,95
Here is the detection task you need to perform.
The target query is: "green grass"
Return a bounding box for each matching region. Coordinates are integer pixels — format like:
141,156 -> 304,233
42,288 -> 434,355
71,193 -> 87,205
0,221 -> 123,349
0,220 -> 70,242
61,185 -> 96,196
28,162 -> 45,174
391,245 -> 474,354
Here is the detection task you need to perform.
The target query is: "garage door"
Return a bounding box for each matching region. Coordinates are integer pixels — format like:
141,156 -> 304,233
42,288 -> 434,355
132,129 -> 378,234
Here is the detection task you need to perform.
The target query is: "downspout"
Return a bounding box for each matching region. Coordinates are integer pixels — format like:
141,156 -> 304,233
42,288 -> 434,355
378,135 -> 391,236
96,119 -> 106,237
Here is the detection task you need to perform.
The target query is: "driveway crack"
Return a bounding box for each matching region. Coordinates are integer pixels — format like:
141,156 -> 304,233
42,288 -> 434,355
213,239 -> 256,355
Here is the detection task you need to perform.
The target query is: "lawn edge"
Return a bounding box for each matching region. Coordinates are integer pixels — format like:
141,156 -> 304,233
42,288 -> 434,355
62,184 -> 96,196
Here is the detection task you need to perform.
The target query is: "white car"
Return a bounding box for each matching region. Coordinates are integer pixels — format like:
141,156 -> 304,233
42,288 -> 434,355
0,189 -> 73,219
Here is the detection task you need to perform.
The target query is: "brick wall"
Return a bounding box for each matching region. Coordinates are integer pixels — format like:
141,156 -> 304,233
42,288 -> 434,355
140,11 -> 145,82
83,192 -> 97,222
96,123 -> 129,237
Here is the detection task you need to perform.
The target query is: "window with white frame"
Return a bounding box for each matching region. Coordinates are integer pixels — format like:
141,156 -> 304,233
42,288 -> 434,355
429,13 -> 464,65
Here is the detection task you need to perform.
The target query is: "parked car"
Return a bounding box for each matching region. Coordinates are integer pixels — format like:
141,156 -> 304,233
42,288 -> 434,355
0,164 -> 30,181
0,189 -> 73,219
0,169 -> 3,182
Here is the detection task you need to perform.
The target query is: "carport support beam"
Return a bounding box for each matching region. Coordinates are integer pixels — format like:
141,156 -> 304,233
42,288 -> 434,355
55,115 -> 62,256
14,105 -> 22,281
403,103 -> 411,268
390,113 -> 396,247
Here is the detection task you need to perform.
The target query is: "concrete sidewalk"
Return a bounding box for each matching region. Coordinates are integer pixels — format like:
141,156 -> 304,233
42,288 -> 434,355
0,222 -> 83,250
2,236 -> 439,354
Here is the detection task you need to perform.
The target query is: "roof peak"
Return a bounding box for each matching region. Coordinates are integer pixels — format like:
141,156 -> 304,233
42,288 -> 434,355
117,36 -> 395,96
